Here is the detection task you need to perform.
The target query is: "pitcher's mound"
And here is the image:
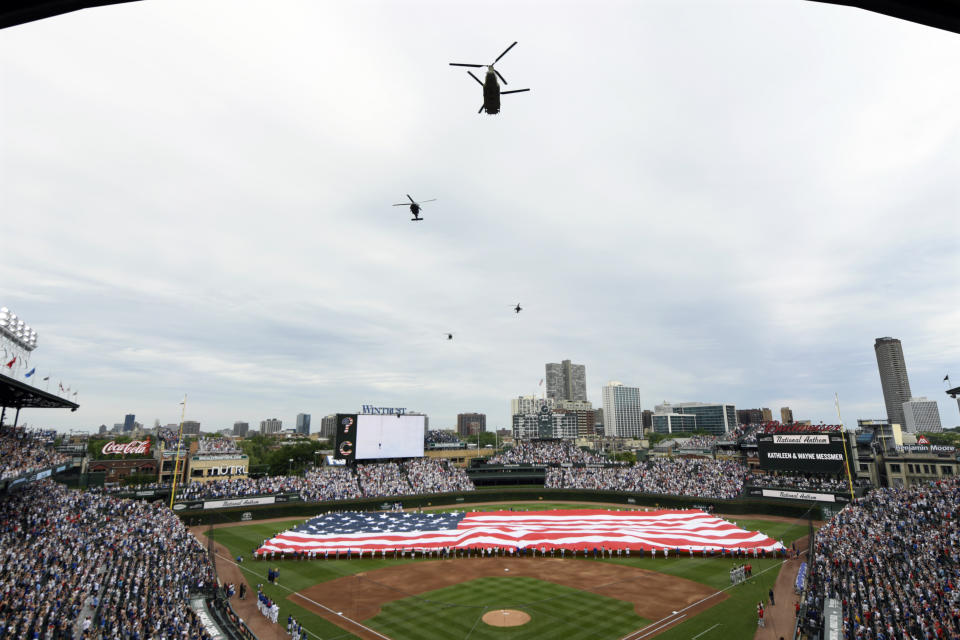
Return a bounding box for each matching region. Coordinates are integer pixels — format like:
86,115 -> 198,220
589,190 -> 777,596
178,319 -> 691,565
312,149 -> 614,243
482,609 -> 531,627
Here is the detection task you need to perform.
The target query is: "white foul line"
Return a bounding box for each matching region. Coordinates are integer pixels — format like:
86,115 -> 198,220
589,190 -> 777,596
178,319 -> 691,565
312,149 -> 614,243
691,623 -> 721,639
215,552 -> 394,640
620,559 -> 787,640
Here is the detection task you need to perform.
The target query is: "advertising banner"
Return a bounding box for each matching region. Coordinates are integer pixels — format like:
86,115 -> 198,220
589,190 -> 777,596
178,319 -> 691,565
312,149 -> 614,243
202,496 -> 276,510
757,433 -> 848,473
334,414 -> 358,463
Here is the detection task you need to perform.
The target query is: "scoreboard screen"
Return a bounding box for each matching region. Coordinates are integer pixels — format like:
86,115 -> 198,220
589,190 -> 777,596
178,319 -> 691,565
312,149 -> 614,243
757,433 -> 848,473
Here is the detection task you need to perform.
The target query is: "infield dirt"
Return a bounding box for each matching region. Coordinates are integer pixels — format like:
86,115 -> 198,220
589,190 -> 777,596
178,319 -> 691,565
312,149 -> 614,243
297,556 -> 723,625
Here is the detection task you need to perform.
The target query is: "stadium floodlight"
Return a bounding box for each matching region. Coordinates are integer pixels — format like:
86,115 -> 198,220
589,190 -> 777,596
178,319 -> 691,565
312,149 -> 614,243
0,307 -> 38,352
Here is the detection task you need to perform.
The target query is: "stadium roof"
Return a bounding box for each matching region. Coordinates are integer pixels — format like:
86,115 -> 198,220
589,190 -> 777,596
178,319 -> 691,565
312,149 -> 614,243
0,372 -> 79,411
808,1 -> 960,34
0,1 -> 140,30
948,386 -> 960,398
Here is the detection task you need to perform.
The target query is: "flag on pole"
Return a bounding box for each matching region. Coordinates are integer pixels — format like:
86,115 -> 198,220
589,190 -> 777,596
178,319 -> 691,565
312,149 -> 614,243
25,367 -> 35,377
538,378 -> 543,386
58,382 -> 64,392
5,357 -> 15,368
946,375 -> 951,382
256,509 -> 784,555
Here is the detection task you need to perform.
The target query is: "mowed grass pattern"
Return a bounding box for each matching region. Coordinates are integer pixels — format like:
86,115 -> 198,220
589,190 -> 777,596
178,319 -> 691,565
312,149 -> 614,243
367,576 -> 649,640
210,510 -> 813,640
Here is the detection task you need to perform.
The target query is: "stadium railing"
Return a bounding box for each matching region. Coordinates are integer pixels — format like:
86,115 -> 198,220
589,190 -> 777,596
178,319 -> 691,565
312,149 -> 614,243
167,486 -> 817,523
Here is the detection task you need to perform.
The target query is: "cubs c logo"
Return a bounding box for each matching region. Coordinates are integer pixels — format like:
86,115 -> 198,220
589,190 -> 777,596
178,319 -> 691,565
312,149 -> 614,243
339,440 -> 353,456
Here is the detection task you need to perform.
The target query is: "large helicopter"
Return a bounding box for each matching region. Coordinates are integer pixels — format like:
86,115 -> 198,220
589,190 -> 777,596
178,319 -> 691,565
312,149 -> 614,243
450,42 -> 530,115
393,194 -> 436,221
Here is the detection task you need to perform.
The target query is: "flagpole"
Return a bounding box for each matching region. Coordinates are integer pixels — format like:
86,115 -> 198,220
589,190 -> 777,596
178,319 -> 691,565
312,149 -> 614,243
169,394 -> 188,510
834,393 -> 855,504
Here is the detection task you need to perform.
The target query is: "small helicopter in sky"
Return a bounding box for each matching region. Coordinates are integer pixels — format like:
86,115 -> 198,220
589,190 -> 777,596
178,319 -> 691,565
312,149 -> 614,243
393,195 -> 436,221
444,333 -> 453,340
450,42 -> 530,115
513,303 -> 523,314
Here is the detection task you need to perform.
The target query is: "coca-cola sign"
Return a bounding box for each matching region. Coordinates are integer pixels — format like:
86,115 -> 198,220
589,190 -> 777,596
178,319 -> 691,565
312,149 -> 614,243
101,438 -> 151,456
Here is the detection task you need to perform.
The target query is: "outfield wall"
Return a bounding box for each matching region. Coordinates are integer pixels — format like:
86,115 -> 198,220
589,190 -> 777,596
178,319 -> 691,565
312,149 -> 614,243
175,487 -> 822,524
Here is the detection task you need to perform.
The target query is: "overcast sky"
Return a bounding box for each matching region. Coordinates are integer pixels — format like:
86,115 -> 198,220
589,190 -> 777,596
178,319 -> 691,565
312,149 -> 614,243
1,0 -> 957,433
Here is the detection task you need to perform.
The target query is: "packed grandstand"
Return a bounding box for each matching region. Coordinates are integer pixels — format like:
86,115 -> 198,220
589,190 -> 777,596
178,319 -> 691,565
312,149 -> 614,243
4,426 -> 944,640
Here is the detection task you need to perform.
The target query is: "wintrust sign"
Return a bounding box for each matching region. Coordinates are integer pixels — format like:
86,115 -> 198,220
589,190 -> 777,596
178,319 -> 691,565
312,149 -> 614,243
101,439 -> 151,456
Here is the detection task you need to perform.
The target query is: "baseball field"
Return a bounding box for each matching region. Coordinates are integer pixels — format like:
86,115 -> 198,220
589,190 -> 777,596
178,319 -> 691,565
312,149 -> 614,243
207,503 -> 809,640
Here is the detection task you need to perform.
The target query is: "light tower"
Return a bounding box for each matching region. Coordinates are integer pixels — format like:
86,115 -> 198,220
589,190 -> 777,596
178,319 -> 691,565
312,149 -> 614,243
0,307 -> 38,375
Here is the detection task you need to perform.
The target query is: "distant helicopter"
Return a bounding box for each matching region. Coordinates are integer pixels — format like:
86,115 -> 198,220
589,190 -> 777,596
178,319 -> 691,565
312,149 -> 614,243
513,303 -> 523,314
450,42 -> 530,115
444,333 -> 453,340
393,194 -> 436,221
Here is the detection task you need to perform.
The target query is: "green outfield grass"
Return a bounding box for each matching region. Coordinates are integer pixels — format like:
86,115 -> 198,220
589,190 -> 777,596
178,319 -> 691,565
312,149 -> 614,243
210,508 -> 813,640
365,576 -> 649,640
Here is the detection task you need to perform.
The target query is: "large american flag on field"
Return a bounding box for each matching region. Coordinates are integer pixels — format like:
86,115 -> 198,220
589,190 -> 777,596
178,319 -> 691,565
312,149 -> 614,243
254,509 -> 784,555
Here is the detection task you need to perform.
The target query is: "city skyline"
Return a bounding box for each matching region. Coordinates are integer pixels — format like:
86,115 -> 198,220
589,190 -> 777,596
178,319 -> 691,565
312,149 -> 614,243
2,1 -> 957,432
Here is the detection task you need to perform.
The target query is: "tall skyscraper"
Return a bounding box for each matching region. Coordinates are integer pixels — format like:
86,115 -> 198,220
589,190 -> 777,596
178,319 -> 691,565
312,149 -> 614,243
260,418 -> 282,434
457,413 -> 486,436
545,359 -> 587,403
875,337 -> 913,428
233,421 -> 249,437
761,408 -> 773,422
780,407 -> 794,424
181,420 -> 201,435
320,414 -> 337,438
601,381 -> 643,438
902,397 -> 942,433
296,413 -> 311,435
123,414 -> 135,432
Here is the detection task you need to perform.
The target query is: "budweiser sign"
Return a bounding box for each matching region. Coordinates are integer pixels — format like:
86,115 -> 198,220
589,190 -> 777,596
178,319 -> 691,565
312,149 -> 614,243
101,438 -> 151,456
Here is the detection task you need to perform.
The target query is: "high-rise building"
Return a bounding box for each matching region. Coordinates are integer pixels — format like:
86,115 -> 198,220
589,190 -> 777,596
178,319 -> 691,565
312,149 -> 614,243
545,359 -> 587,403
737,408 -> 765,425
875,337 -> 913,428
320,414 -> 337,438
181,420 -> 201,435
233,421 -> 249,437
457,413 -> 486,436
123,414 -> 135,432
761,408 -> 773,422
641,409 -> 653,429
902,397 -> 942,433
780,407 -> 794,424
651,411 -> 698,434
260,418 -> 282,434
296,413 -> 311,435
601,382 -> 643,438
654,402 -> 736,436
511,396 -> 556,416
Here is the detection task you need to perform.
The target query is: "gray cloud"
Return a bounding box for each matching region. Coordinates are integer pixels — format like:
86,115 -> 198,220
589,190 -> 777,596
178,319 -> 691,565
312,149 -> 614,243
1,0 -> 957,432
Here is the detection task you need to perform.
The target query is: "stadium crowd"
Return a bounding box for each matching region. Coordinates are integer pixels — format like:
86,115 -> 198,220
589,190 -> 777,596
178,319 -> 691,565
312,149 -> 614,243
424,430 -> 461,445
486,440 -> 607,465
402,458 -> 474,494
545,458 -> 748,499
0,426 -> 68,481
356,461 -> 412,496
196,437 -> 242,454
0,480 -> 215,639
745,471 -> 861,493
806,477 -> 960,640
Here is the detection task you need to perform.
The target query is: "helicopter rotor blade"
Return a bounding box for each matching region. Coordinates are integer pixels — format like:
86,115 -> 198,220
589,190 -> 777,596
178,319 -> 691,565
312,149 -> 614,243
407,194 -> 416,204
392,204 -> 410,206
493,41 -> 517,64
466,70 -> 484,86
478,104 -> 485,114
500,89 -> 530,94
418,199 -> 437,204
494,69 -> 508,85
450,63 -> 485,68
